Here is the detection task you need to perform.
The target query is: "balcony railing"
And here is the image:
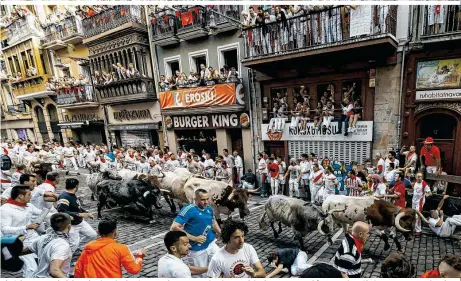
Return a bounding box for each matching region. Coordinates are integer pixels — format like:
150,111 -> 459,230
95,77 -> 156,104
43,16 -> 83,43
151,9 -> 177,40
6,15 -> 44,46
55,85 -> 97,106
210,5 -> 240,25
176,6 -> 207,33
421,5 -> 461,36
10,75 -> 51,96
82,6 -> 145,38
243,5 -> 397,60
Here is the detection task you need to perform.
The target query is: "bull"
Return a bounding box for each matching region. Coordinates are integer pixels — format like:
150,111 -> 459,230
159,168 -> 250,223
23,157 -> 52,183
86,170 -> 122,200
317,195 -> 429,251
96,175 -> 163,223
258,195 -> 344,250
116,168 -> 144,181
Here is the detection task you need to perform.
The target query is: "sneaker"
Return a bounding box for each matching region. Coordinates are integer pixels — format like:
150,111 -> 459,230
347,127 -> 351,133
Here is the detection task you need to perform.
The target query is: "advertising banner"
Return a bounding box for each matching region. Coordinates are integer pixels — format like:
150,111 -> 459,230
159,83 -> 243,110
416,58 -> 461,89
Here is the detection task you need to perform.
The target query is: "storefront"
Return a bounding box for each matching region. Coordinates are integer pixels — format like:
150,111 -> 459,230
165,112 -> 251,161
106,102 -> 162,148
262,121 -> 373,164
0,119 -> 36,142
58,108 -> 106,145
402,54 -> 461,195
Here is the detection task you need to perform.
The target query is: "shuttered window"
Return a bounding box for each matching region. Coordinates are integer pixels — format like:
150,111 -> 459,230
288,141 -> 371,163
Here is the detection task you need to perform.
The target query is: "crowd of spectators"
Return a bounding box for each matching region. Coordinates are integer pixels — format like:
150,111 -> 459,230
159,64 -> 240,92
267,82 -> 362,135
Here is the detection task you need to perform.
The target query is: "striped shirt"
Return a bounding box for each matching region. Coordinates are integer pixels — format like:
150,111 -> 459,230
334,233 -> 362,278
345,177 -> 362,197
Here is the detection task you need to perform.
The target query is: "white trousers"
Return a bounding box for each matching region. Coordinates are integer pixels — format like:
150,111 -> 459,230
439,215 -> 461,238
310,182 -> 321,203
241,181 -> 254,190
290,116 -> 301,128
323,116 -> 333,127
412,200 -> 424,233
268,118 -> 284,132
64,157 -> 79,171
20,254 -> 38,278
290,251 -> 312,276
184,240 -> 220,278
289,178 -> 299,197
69,220 -> 98,252
271,177 -> 280,195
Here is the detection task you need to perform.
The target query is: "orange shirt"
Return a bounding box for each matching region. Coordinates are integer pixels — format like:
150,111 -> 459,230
74,237 -> 143,278
420,145 -> 440,167
420,268 -> 440,278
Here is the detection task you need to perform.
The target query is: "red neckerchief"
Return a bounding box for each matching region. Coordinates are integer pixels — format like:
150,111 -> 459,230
16,169 -> 23,174
350,233 -> 364,253
6,198 -> 27,207
100,159 -> 106,163
44,180 -> 55,187
406,151 -> 415,160
2,148 -> 7,155
129,154 -> 134,158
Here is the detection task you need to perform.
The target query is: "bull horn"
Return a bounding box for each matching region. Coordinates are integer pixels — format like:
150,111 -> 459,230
160,172 -> 166,178
328,208 -> 346,215
415,210 -> 430,224
311,204 -> 327,216
394,212 -> 411,233
317,220 -> 327,235
160,189 -> 172,195
227,190 -> 235,201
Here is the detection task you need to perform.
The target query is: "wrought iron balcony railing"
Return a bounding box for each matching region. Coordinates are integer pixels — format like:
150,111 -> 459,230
176,6 -> 207,33
43,16 -> 83,43
151,9 -> 177,40
6,15 -> 44,46
242,5 -> 397,60
210,5 -> 240,25
82,6 -> 145,38
55,85 -> 97,106
421,5 -> 461,36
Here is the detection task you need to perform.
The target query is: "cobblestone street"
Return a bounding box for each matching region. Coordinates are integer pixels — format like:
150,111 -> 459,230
1,169 -> 460,278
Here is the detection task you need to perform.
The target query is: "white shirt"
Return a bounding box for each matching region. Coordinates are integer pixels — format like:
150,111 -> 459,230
428,217 -> 442,235
29,234 -> 72,278
84,151 -> 96,162
372,183 -> 387,197
62,147 -> 76,157
384,169 -> 396,183
300,160 -> 311,179
149,165 -> 162,176
223,155 -> 235,168
136,162 -> 150,174
54,146 -> 63,155
204,159 -> 215,169
234,155 -> 243,168
413,181 -> 430,203
10,171 -> 22,186
23,150 -> 38,158
377,158 -> 385,174
207,243 -> 260,278
258,159 -> 266,174
33,182 -> 56,211
384,159 -> 399,173
158,254 -> 191,278
0,202 -> 41,244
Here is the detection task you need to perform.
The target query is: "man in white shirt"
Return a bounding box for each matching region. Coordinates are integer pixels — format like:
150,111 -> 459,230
400,145 -> 418,178
23,144 -> 38,158
384,151 -> 399,174
203,153 -> 215,179
321,167 -> 339,203
22,213 -> 73,278
223,149 -> 235,179
309,163 -> 324,203
257,153 -> 266,191
158,231 -> 207,278
136,156 -> 150,174
412,173 -> 432,236
207,220 -> 266,278
384,163 -> 397,184
62,142 -> 79,174
0,185 -> 43,277
427,195 -> 461,238
233,150 -> 244,182
299,154 -> 311,199
34,172 -> 59,213
375,152 -> 385,176
286,159 -> 301,198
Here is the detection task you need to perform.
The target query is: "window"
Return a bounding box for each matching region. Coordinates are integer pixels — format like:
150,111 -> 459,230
8,57 -> 15,74
13,56 -> 21,75
217,43 -> 240,73
164,55 -> 182,77
341,81 -> 361,101
21,52 -> 30,71
40,51 -> 48,75
188,50 -> 209,74
27,50 -> 35,68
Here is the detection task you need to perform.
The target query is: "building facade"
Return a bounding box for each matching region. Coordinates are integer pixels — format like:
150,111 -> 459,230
244,5 -> 408,165
150,5 -> 254,169
401,5 -> 461,193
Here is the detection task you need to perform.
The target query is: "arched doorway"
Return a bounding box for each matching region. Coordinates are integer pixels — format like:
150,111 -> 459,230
47,104 -> 62,143
415,113 -> 457,174
35,106 -> 49,142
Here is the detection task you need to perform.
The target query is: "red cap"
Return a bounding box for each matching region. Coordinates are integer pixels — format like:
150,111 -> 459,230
424,137 -> 434,144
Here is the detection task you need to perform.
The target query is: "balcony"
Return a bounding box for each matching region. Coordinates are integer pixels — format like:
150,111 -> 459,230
210,5 -> 240,32
175,6 -> 209,40
81,6 -> 145,40
42,16 -> 84,50
55,85 -> 99,109
95,77 -> 156,105
420,5 -> 461,43
5,15 -> 44,47
242,5 -> 398,69
10,75 -> 54,100
150,9 -> 180,46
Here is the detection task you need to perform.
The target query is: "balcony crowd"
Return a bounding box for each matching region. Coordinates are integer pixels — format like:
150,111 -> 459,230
159,64 -> 240,92
45,74 -> 93,105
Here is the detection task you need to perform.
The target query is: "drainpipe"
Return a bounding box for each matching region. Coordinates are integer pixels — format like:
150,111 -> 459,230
396,6 -> 413,148
247,68 -> 256,172
144,6 -> 168,147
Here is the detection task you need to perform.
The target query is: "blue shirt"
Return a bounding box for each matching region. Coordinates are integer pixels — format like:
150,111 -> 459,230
106,152 -> 115,162
332,163 -> 346,193
174,203 -> 215,251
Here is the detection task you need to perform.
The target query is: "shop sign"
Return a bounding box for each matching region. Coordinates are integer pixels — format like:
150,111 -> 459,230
167,113 -> 249,130
262,121 -> 373,142
158,83 -> 245,110
416,58 -> 461,89
113,109 -> 153,122
109,123 -> 159,131
64,113 -> 100,122
416,88 -> 461,101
